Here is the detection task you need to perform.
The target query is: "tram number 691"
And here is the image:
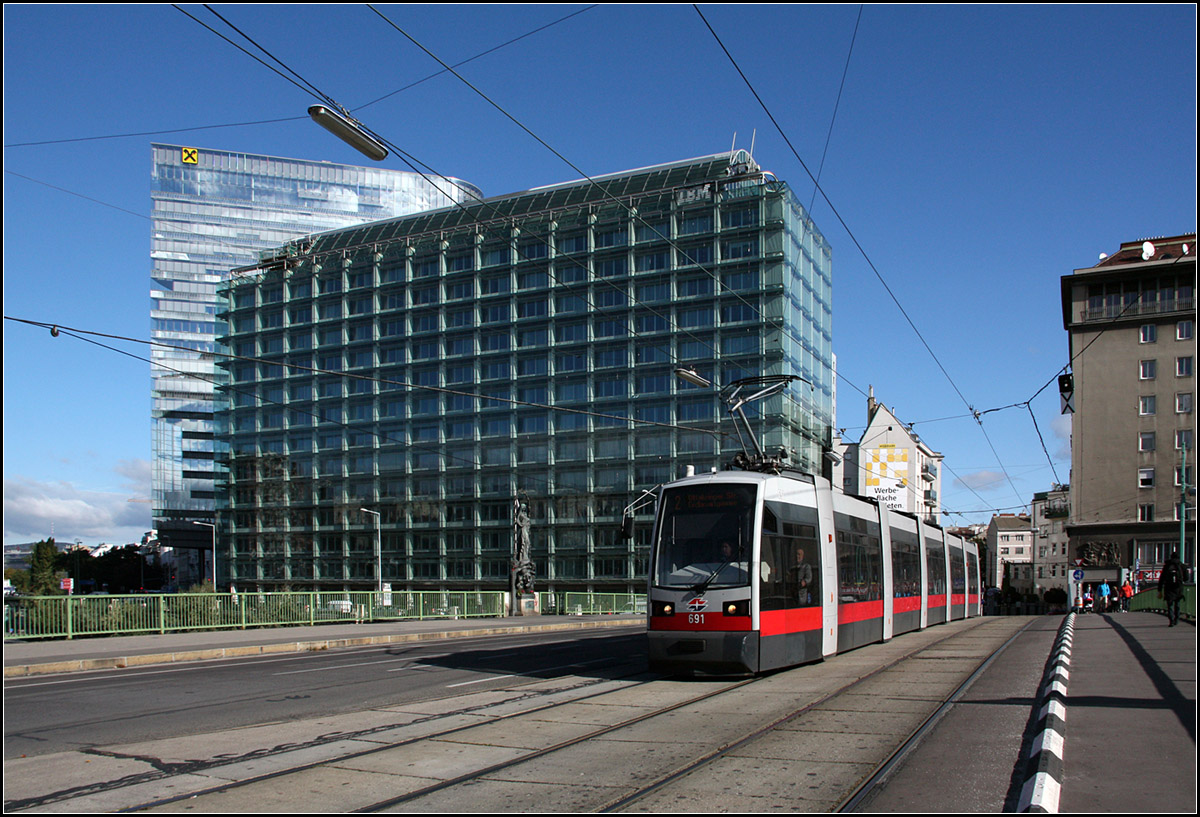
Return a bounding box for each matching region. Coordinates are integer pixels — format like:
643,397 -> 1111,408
688,613 -> 705,624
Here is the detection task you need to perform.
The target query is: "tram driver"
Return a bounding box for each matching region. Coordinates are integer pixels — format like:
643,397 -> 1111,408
709,540 -> 748,585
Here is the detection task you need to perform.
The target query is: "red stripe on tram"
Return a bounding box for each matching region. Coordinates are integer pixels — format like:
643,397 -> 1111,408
760,607 -> 823,636
837,599 -> 884,623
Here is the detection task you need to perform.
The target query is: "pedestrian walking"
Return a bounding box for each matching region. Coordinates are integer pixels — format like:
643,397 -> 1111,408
1098,579 -> 1112,613
1157,552 -> 1188,626
1120,579 -> 1134,612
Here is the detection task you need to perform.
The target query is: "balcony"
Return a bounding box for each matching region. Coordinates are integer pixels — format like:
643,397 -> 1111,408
1080,297 -> 1193,323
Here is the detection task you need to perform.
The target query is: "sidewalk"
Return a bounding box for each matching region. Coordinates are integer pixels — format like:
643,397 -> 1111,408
2,614 -> 645,678
1058,610 -> 1196,812
851,610 -> 1195,813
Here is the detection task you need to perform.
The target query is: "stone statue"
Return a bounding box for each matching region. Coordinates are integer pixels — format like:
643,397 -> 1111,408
513,498 -> 535,596
1078,540 -> 1122,568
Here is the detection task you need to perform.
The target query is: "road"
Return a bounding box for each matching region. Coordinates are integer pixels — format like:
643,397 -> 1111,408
4,628 -> 646,760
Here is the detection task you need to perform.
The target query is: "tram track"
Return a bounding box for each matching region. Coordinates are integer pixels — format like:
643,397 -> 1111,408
84,616 -> 1025,813
601,616 -> 1035,813
106,666 -> 747,813
5,656 -> 652,813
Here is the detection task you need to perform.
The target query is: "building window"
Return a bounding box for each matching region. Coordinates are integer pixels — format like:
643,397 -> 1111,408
1176,466 -> 1194,488
1136,541 -> 1168,565
1177,429 -> 1194,451
1178,320 -> 1194,341
1176,393 -> 1192,414
1140,395 -> 1157,416
1138,504 -> 1155,522
1139,432 -> 1156,452
1177,356 -> 1193,377
1138,468 -> 1155,488
1140,360 -> 1157,380
1140,324 -> 1157,343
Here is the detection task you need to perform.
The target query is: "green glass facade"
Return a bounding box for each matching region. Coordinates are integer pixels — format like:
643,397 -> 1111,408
216,151 -> 833,592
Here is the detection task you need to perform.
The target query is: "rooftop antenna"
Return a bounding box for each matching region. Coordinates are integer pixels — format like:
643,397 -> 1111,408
729,131 -> 738,160
749,128 -> 757,160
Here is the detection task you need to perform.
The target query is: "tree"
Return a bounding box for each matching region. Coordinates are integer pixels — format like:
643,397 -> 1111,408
5,567 -> 31,595
29,538 -> 62,595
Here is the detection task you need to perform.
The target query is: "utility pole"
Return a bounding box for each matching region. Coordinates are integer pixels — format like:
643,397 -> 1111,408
1182,444 -> 1193,574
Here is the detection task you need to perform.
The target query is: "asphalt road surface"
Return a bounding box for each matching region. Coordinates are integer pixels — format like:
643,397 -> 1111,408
3,628 -> 646,760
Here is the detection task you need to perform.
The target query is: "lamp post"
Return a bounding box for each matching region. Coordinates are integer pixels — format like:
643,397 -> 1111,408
360,508 -> 382,598
191,521 -> 216,590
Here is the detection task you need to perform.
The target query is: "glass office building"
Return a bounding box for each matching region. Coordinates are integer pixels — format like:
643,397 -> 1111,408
151,144 -> 481,570
216,150 -> 833,593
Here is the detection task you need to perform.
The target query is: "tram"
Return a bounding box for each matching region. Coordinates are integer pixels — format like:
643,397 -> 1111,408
644,375 -> 981,676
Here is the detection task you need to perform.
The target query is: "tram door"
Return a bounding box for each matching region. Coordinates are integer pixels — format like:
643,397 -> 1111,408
758,497 -> 823,671
925,534 -> 948,625
950,546 -> 966,620
833,502 -> 884,653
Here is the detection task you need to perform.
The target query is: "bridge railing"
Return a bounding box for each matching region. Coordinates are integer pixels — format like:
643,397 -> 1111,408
1129,584 -> 1195,620
3,589 -> 644,641
540,591 -> 646,617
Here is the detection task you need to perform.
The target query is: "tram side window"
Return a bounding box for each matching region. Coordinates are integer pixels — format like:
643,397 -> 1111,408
950,547 -> 965,595
760,500 -> 820,610
925,538 -> 947,595
967,552 -> 979,596
836,513 -> 881,603
890,530 -> 920,598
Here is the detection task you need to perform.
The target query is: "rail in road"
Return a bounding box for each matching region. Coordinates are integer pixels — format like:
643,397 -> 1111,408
3,617 -> 1033,813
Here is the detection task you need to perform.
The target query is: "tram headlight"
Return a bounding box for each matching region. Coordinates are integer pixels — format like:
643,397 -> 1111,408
652,600 -> 675,616
723,600 -> 750,617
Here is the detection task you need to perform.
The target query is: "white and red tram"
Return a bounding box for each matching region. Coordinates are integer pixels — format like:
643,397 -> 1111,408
646,469 -> 980,675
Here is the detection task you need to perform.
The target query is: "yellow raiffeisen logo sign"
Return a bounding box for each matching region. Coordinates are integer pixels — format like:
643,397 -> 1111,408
864,444 -> 910,511
182,147 -> 198,164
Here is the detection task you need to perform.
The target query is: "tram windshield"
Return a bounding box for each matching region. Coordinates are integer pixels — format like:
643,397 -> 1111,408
653,483 -> 757,590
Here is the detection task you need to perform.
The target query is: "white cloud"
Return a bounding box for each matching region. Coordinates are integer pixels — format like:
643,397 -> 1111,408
3,460 -> 152,545
1050,414 -> 1071,461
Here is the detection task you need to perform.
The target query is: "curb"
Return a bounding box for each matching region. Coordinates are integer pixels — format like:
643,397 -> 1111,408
3,617 -> 644,678
1018,612 -> 1074,813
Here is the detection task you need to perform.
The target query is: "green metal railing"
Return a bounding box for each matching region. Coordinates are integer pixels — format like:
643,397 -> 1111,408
3,590 -> 645,641
1129,584 -> 1195,620
539,591 -> 646,617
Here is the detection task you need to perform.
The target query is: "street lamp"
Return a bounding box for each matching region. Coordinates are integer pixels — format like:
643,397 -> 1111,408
674,367 -> 713,388
309,105 -> 389,162
191,521 -> 216,590
360,508 -> 382,597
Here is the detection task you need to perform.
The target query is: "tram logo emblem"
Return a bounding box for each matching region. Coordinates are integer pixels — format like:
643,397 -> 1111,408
687,597 -> 708,612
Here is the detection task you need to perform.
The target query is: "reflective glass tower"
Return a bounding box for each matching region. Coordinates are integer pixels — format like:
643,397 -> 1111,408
151,144 -> 481,571
217,150 -> 834,593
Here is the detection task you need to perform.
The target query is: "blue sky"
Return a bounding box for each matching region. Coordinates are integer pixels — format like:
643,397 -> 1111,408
3,4 -> 1196,547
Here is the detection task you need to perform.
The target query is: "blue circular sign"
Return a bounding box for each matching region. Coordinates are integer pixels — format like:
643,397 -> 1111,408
1073,569 -> 1085,581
